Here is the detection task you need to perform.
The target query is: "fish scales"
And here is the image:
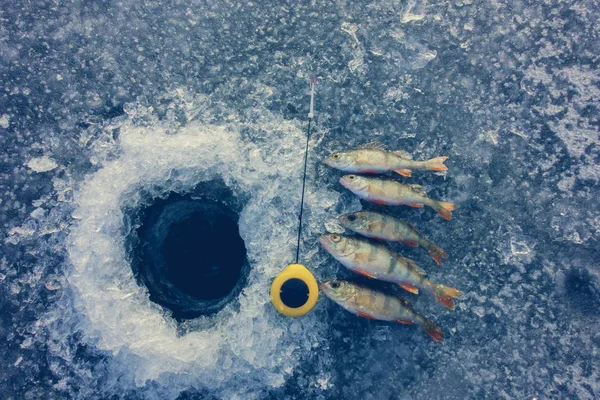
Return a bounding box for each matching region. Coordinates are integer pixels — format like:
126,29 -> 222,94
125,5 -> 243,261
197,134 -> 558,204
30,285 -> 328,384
319,280 -> 444,342
338,210 -> 448,265
323,145 -> 449,177
339,175 -> 455,220
319,234 -> 462,310
348,236 -> 423,282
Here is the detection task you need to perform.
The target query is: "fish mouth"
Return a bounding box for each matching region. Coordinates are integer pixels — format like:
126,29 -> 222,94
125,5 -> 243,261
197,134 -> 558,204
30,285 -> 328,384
338,213 -> 365,231
318,234 -> 333,251
337,215 -> 350,229
339,176 -> 351,188
323,156 -> 335,167
318,281 -> 335,297
324,155 -> 350,169
319,234 -> 356,257
340,175 -> 369,191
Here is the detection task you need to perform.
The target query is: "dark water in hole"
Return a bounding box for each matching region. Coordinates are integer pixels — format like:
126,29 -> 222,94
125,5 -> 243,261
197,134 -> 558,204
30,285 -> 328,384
131,192 -> 248,320
163,209 -> 246,302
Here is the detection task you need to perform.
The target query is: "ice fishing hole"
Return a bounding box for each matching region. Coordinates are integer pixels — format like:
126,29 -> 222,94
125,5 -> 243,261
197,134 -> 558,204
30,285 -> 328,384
129,184 -> 249,320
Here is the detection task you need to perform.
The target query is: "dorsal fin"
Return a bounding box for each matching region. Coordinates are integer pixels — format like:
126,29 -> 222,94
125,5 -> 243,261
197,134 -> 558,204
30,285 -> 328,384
397,296 -> 413,309
392,149 -> 413,160
407,222 -> 419,232
357,141 -> 386,150
408,184 -> 427,196
398,219 -> 419,233
405,258 -> 427,276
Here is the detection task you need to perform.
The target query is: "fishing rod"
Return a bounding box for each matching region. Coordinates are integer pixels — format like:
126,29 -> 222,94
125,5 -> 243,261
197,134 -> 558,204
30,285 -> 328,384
270,77 -> 319,318
295,76 -> 315,264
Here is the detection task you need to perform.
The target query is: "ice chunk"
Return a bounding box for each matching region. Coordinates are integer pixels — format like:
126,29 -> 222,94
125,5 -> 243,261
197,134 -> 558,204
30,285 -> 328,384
472,306 -> 486,318
0,114 -> 9,128
26,156 -> 58,172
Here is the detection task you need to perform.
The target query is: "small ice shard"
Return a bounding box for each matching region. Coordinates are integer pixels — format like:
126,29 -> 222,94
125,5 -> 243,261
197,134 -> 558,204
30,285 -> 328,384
26,156 -> 58,172
510,239 -> 530,255
400,0 -> 425,23
0,114 -> 9,128
45,276 -> 64,291
472,306 -> 486,318
30,207 -> 46,220
412,50 -> 437,69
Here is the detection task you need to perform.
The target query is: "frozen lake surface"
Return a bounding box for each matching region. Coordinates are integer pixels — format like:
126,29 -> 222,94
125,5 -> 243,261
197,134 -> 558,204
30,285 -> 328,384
1,1 -> 599,398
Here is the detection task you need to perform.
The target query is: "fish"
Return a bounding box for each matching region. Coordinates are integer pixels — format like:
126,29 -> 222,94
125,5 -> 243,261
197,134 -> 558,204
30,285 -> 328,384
319,280 -> 444,342
339,174 -> 455,220
323,142 -> 448,177
319,234 -> 462,310
338,210 -> 448,266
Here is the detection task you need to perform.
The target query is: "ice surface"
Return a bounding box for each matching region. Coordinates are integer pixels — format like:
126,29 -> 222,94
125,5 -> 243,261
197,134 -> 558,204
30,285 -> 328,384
1,0 -> 599,399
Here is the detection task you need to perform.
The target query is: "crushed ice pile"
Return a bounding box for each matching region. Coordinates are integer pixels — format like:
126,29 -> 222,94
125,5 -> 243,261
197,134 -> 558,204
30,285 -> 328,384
1,0 -> 599,398
62,99 -> 349,396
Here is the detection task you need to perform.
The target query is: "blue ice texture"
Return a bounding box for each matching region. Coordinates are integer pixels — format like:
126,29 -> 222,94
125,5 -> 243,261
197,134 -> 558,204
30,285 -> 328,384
0,0 -> 599,399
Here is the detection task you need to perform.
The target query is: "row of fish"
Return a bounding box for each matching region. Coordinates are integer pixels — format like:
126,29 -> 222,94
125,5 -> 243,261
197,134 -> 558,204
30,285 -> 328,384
318,143 -> 461,342
324,143 -> 455,220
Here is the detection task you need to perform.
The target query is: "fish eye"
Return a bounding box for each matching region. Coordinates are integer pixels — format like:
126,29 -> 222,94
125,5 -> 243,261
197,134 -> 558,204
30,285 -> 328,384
332,153 -> 340,159
347,215 -> 356,222
331,234 -> 341,242
348,175 -> 356,180
331,282 -> 340,289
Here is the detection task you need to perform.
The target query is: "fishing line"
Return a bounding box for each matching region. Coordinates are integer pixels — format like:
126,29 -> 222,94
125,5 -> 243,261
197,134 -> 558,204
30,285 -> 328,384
295,77 -> 315,264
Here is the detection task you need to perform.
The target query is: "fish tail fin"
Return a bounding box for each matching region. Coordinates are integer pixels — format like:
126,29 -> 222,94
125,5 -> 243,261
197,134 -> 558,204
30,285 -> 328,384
436,201 -> 455,221
425,156 -> 448,171
433,284 -> 462,310
421,318 -> 444,342
425,242 -> 448,266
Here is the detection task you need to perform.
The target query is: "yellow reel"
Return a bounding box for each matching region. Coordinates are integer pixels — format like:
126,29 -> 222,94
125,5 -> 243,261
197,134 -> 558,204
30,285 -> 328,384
270,263 -> 319,317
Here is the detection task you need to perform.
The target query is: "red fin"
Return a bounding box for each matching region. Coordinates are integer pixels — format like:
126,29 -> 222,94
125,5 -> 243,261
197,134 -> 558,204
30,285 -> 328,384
426,156 -> 448,172
436,296 -> 455,310
434,285 -> 462,310
409,203 -> 424,208
396,319 -> 414,325
422,320 -> 444,342
399,283 -> 419,294
401,240 -> 419,247
394,169 -> 412,177
355,268 -> 377,279
428,245 -> 448,266
431,253 -> 444,266
436,201 -> 455,221
371,235 -> 389,241
357,311 -> 376,319
371,199 -> 389,205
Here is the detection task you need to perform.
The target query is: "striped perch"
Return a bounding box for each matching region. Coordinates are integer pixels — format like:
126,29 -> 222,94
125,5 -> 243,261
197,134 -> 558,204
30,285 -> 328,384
338,174 -> 455,220
338,210 -> 448,266
320,280 -> 444,342
319,234 -> 461,310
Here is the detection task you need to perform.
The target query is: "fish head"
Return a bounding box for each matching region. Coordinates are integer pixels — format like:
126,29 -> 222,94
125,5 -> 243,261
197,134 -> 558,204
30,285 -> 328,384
318,233 -> 356,257
339,174 -> 370,193
319,280 -> 354,302
338,211 -> 369,231
324,151 -> 354,170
